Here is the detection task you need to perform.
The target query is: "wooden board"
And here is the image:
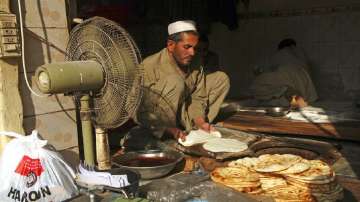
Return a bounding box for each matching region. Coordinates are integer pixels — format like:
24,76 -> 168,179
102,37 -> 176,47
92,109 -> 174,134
217,112 -> 360,142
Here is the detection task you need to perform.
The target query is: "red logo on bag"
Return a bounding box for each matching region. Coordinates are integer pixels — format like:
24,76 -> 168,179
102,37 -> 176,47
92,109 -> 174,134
15,155 -> 44,176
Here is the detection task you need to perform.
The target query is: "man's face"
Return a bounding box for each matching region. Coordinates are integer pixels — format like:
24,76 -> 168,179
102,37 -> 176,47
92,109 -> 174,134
167,32 -> 199,67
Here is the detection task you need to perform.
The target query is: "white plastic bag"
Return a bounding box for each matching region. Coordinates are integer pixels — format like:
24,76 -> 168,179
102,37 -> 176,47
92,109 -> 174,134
0,131 -> 78,202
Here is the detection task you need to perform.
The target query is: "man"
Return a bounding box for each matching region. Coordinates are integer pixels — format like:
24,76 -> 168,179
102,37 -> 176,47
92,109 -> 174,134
136,20 -> 229,141
251,38 -> 318,108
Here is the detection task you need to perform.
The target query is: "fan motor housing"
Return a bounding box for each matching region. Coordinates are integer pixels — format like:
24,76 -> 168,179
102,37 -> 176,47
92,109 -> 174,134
35,61 -> 104,94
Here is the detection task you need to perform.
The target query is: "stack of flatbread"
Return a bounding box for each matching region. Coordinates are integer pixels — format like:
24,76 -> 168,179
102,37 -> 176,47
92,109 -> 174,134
210,165 -> 263,194
212,154 -> 343,202
285,160 -> 343,202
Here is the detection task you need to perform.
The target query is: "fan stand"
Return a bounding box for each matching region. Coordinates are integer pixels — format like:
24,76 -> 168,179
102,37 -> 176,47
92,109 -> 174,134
79,95 -> 96,166
79,95 -> 111,170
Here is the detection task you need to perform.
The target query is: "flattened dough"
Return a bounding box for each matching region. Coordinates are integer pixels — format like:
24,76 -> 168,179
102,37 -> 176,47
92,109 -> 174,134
178,129 -> 221,147
203,138 -> 248,153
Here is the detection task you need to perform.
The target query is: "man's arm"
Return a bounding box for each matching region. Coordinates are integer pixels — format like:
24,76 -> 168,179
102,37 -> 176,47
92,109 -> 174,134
187,68 -> 215,132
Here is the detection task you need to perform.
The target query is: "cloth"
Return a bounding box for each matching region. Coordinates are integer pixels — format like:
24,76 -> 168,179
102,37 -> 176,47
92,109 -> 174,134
286,106 -> 360,123
76,164 -> 130,188
136,48 -> 229,136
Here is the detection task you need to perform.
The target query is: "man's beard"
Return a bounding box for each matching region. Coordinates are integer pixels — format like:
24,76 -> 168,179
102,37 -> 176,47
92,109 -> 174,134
174,56 -> 191,69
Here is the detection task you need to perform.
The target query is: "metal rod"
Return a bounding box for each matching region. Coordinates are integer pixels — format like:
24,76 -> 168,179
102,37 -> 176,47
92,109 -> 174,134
75,97 -> 84,161
80,95 -> 95,166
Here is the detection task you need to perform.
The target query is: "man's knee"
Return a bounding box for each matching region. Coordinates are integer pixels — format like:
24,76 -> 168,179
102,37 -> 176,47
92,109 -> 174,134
218,71 -> 230,89
207,71 -> 230,91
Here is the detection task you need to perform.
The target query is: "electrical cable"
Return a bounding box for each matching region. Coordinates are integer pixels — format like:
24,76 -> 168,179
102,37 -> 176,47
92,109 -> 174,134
17,0 -> 47,97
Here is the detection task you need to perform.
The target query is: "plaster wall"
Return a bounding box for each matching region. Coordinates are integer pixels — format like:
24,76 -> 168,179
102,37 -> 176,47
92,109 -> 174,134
11,0 -> 78,152
210,1 -> 360,101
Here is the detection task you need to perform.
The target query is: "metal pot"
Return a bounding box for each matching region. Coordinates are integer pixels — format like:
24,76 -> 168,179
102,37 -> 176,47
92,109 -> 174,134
265,107 -> 290,117
112,150 -> 184,180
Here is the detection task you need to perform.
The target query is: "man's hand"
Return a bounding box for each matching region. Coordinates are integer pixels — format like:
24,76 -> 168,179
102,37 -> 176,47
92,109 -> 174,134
290,95 -> 308,109
166,127 -> 186,141
193,117 -> 216,132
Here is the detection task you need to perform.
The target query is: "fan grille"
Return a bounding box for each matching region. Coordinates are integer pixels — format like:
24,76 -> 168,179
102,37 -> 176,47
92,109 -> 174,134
66,17 -> 143,129
135,86 -> 178,131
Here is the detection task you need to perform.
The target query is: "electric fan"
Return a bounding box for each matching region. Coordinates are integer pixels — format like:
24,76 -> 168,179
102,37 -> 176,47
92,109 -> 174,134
35,17 -> 143,170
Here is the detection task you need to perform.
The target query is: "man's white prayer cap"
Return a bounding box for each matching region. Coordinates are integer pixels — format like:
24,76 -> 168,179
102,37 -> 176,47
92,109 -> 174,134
168,20 -> 197,35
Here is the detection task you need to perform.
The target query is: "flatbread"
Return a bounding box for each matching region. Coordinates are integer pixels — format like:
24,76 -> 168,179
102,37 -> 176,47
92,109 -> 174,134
286,173 -> 336,185
277,160 -> 310,175
273,198 -> 314,202
211,166 -> 260,182
287,178 -> 338,193
260,176 -> 288,190
287,160 -> 333,181
264,185 -> 313,200
230,185 -> 263,194
228,157 -> 259,170
178,129 -> 221,147
202,138 -> 248,153
254,154 -> 302,173
211,166 -> 263,194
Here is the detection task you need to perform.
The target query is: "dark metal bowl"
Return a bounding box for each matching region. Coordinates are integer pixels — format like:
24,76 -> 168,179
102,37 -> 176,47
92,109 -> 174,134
265,107 -> 290,117
112,150 -> 184,179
